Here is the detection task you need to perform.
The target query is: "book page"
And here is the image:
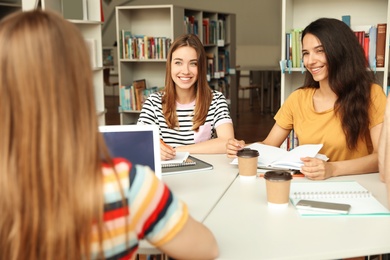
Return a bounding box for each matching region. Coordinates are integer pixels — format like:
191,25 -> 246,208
231,143 -> 322,170
230,143 -> 288,166
271,144 -> 323,169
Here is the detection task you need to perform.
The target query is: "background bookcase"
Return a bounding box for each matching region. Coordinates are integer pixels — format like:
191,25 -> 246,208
280,0 -> 390,104
115,5 -> 236,125
22,0 -> 106,125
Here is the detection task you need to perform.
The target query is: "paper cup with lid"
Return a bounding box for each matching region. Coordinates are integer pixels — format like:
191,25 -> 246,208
263,170 -> 293,208
237,148 -> 259,180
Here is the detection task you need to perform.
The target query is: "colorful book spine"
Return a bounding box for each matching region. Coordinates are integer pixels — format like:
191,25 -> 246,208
376,23 -> 387,67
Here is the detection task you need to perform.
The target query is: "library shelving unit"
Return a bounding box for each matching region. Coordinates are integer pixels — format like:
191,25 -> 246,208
280,0 -> 390,104
115,5 -> 236,125
0,0 -> 21,20
22,0 -> 106,125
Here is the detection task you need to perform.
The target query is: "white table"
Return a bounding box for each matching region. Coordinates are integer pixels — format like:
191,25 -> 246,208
203,173 -> 390,260
138,154 -> 239,254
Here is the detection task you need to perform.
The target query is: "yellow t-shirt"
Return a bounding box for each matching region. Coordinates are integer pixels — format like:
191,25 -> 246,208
274,84 -> 386,162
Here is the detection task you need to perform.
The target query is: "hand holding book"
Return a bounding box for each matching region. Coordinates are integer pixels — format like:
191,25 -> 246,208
231,143 -> 326,170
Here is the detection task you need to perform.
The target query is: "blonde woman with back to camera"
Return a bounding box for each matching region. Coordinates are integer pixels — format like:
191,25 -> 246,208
0,10 -> 218,260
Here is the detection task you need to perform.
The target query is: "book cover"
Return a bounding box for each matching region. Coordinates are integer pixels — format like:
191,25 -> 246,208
231,143 -> 324,170
376,23 -> 387,67
368,25 -> 377,69
290,181 -> 390,216
133,79 -> 147,111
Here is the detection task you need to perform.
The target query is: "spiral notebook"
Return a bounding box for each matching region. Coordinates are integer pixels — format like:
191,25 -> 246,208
161,152 -> 190,167
161,157 -> 196,168
162,156 -> 213,175
290,181 -> 390,216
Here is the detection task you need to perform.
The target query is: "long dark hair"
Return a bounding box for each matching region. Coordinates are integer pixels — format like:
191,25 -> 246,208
301,18 -> 376,149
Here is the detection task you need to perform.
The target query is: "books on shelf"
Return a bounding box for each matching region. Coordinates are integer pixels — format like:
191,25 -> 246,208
290,181 -> 390,216
206,53 -> 215,80
368,25 -> 377,69
184,15 -> 199,36
284,29 -> 302,68
119,29 -> 171,60
376,23 -> 387,68
133,79 -> 146,111
119,82 -> 159,112
231,143 -> 325,170
284,22 -> 387,69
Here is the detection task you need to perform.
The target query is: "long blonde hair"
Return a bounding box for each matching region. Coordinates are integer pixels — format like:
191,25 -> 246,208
0,10 -> 109,259
162,34 -> 213,131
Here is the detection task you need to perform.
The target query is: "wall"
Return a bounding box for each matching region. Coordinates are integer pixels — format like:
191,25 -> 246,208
102,0 -> 282,68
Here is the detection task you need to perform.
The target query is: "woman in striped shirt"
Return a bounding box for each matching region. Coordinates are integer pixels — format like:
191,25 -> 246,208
138,34 -> 234,160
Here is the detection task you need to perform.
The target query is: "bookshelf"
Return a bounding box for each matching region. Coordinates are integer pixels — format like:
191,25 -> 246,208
280,0 -> 390,104
115,5 -> 236,125
22,0 -> 106,125
0,0 -> 21,19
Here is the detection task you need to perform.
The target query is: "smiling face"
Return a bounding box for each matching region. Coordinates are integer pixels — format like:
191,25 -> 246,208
170,46 -> 198,90
302,33 -> 329,84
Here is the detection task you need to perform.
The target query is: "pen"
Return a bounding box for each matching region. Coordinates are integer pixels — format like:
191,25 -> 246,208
160,139 -> 172,149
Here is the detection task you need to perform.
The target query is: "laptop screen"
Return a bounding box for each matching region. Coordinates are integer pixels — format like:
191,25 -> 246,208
99,124 -> 162,179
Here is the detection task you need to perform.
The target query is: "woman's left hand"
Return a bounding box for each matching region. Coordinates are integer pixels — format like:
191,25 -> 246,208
299,157 -> 333,180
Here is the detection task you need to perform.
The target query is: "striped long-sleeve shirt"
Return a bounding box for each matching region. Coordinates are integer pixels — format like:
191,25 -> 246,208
137,90 -> 233,147
90,158 -> 188,259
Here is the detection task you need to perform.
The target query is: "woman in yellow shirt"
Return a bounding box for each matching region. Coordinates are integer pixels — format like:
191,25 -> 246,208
227,18 -> 387,180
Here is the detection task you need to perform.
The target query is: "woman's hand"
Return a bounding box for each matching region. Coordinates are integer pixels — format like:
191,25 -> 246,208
226,138 -> 245,158
160,139 -> 176,161
300,157 -> 334,180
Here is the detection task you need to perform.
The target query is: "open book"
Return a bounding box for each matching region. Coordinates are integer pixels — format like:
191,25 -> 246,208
231,143 -> 325,170
290,181 -> 390,216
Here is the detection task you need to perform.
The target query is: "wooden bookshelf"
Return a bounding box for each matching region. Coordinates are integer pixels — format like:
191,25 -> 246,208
115,5 -> 236,125
22,0 -> 106,125
280,0 -> 390,103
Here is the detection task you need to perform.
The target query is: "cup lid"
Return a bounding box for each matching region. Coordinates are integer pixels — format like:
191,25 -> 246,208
263,170 -> 293,181
237,148 -> 259,158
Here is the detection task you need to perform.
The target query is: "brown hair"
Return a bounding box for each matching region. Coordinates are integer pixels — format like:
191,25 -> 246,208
162,34 -> 212,131
0,10 -> 111,259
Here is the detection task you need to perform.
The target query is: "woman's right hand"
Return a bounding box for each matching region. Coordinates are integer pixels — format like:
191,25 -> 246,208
226,138 -> 245,158
160,139 -> 176,161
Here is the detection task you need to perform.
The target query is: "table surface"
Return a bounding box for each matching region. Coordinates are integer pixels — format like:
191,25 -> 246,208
139,154 -> 390,259
138,154 -> 238,254
203,170 -> 390,260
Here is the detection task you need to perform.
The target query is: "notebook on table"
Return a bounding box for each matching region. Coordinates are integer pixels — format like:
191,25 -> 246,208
290,181 -> 390,216
99,124 -> 162,179
162,155 -> 213,175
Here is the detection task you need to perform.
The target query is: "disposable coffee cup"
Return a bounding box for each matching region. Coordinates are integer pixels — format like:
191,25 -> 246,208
237,148 -> 259,180
263,170 -> 292,208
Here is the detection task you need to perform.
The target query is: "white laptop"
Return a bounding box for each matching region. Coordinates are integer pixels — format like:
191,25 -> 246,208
99,124 -> 162,179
